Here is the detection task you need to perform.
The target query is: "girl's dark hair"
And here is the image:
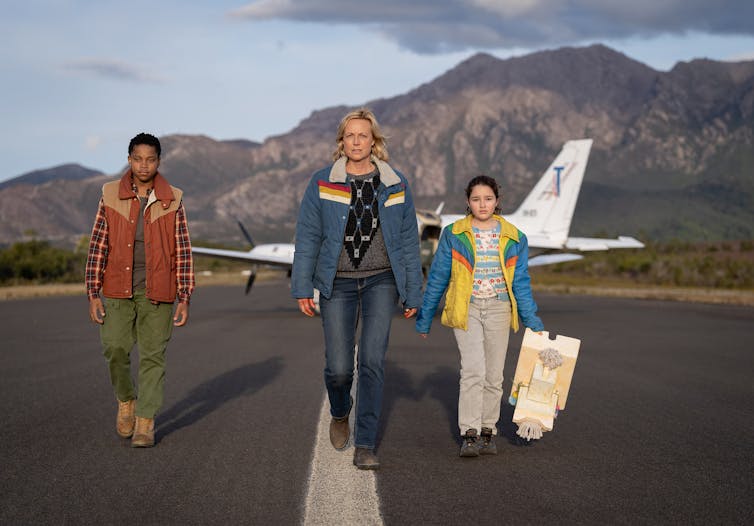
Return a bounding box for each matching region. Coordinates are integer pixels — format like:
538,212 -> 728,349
128,133 -> 161,158
465,175 -> 502,214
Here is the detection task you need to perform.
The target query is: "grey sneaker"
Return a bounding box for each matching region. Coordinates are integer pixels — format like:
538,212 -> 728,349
459,429 -> 479,457
479,427 -> 497,455
353,447 -> 380,470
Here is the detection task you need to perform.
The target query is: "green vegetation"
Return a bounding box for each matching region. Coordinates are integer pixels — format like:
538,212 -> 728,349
0,237 -> 87,285
2,237 -> 753,291
532,239 -> 754,289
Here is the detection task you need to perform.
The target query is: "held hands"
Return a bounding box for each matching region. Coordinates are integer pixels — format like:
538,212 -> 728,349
405,307 -> 425,338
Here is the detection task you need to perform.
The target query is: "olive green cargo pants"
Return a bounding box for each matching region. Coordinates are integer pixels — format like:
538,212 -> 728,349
100,290 -> 173,418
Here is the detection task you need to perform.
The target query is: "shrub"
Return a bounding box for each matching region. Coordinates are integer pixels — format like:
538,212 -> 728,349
0,240 -> 85,284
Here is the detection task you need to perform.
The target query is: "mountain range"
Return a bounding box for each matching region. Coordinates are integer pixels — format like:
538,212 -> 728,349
1,44 -> 752,247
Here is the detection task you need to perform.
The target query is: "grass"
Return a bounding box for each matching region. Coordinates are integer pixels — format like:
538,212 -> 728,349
0,269 -> 287,301
2,269 -> 753,306
3,241 -> 754,306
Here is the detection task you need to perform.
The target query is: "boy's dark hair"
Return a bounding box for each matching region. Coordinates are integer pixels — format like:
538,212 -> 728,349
465,175 -> 502,214
128,133 -> 161,157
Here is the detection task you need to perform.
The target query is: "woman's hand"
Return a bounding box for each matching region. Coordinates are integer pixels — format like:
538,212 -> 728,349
403,308 -> 417,319
298,298 -> 316,317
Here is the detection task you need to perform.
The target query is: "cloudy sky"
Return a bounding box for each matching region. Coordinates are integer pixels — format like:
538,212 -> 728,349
2,0 -> 753,182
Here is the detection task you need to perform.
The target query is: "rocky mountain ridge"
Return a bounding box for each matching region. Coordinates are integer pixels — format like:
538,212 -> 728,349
1,44 -> 752,246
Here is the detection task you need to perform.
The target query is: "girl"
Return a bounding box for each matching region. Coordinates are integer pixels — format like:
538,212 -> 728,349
416,175 -> 544,457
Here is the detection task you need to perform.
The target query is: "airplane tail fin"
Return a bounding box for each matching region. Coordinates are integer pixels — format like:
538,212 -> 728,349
507,139 -> 593,248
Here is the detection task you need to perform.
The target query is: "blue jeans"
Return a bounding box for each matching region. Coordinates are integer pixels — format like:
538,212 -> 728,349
319,271 -> 398,449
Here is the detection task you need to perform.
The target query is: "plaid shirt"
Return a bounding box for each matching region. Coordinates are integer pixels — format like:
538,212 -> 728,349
85,197 -> 195,304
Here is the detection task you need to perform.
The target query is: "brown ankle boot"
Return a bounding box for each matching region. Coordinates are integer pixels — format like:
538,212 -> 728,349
131,417 -> 155,447
329,416 -> 349,450
116,399 -> 136,438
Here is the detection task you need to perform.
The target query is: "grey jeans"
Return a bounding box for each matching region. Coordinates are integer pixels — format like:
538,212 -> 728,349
453,297 -> 512,436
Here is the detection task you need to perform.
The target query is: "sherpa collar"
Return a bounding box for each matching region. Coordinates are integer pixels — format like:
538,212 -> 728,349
328,155 -> 401,187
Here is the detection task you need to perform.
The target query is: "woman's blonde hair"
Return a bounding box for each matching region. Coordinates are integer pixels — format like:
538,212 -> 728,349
332,108 -> 389,162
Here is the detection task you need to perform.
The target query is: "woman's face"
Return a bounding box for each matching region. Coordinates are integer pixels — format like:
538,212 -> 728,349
342,118 -> 374,164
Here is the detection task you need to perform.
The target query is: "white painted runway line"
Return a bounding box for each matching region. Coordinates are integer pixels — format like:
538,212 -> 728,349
303,385 -> 383,525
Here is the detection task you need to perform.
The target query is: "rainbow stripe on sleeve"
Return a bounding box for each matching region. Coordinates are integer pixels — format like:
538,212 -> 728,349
503,233 -> 521,267
451,231 -> 474,273
385,190 -> 405,207
318,180 -> 351,205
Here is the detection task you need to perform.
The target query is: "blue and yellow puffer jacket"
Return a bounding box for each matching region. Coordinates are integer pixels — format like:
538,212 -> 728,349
415,214 -> 544,334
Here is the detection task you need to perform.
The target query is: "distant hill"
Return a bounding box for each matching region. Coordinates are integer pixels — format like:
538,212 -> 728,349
0,164 -> 103,190
1,44 -> 752,246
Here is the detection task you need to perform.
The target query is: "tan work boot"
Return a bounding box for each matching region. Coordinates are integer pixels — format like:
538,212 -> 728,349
116,399 -> 136,438
131,417 -> 155,448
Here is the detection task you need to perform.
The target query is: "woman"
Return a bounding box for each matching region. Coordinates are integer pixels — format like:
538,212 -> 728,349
291,108 -> 423,470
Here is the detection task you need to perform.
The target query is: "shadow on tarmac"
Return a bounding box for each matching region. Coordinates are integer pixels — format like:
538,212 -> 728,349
380,362 -> 526,448
157,356 -> 284,442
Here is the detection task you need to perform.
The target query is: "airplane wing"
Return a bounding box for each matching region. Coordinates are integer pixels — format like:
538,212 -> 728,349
192,245 -> 294,269
565,236 -> 645,251
528,253 -> 584,266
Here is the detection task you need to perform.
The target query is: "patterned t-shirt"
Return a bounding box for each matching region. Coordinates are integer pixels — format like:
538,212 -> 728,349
472,223 -> 508,300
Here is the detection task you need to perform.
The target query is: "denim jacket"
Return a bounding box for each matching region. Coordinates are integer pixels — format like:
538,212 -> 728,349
416,214 -> 544,334
291,156 -> 423,308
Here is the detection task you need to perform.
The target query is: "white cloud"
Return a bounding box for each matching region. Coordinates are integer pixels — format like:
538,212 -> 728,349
468,0 -> 543,18
726,50 -> 754,62
229,0 -> 754,54
84,136 -> 102,151
64,58 -> 166,83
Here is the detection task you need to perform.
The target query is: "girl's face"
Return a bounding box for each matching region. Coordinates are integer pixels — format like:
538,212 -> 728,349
467,184 -> 499,222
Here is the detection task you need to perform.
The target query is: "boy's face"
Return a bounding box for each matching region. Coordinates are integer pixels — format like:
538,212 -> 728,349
128,144 -> 160,185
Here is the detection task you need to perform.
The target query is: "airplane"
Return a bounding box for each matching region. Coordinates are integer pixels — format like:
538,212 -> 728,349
192,222 -> 294,294
415,139 -> 644,267
192,138 -> 644,293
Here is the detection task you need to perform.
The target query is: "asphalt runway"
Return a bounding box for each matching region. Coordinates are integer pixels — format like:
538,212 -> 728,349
1,281 -> 752,525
